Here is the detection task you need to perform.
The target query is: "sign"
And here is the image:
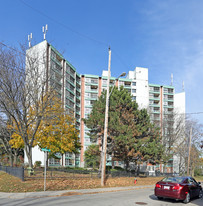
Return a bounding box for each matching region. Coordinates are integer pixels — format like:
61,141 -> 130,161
42,148 -> 51,152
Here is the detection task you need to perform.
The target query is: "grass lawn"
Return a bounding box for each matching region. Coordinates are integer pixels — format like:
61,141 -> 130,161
1,171 -> 202,193
0,171 -> 162,193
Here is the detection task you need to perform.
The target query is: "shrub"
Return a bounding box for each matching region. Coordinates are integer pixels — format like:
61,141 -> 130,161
34,161 -> 42,168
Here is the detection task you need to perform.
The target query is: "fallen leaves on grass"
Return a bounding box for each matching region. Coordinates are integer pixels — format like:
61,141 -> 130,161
0,171 -> 162,193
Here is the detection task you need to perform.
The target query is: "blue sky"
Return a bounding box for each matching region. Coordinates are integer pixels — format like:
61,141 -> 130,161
1,0 -> 203,124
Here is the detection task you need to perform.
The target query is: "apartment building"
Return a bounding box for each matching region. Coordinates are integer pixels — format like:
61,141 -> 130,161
80,68 -> 185,172
25,40 -> 185,172
25,40 -> 81,167
80,71 -> 133,167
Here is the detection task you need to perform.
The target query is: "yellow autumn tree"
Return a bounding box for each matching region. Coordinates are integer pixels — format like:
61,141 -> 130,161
36,99 -> 81,154
9,95 -> 81,166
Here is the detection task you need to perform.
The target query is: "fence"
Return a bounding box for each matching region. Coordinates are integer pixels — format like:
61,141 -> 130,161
0,166 -> 24,181
24,168 -> 100,179
0,166 -> 178,181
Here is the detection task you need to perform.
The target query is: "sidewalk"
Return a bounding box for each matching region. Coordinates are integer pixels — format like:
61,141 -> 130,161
0,185 -> 154,199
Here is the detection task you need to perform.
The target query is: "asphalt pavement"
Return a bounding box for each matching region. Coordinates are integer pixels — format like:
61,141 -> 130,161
0,185 -> 154,199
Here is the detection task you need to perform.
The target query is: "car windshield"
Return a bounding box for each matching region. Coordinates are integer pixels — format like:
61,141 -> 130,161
162,177 -> 185,183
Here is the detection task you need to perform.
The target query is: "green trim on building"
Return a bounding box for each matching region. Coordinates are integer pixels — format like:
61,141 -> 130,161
149,97 -> 160,100
85,105 -> 93,108
50,56 -> 62,67
85,97 -> 97,100
149,84 -> 161,87
50,44 -> 64,59
163,85 -> 174,89
85,90 -> 98,93
163,105 -> 174,108
119,78 -> 132,82
66,70 -> 76,79
69,81 -> 76,88
84,74 -> 99,78
66,60 -> 77,72
163,92 -> 174,95
85,83 -> 99,86
66,88 -> 75,95
150,104 -> 160,107
149,91 -> 160,94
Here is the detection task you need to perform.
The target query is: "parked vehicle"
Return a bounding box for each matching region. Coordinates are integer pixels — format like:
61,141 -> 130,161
154,176 -> 202,204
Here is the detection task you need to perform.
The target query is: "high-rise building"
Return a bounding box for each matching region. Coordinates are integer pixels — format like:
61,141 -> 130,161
25,40 -> 81,167
26,40 -> 185,172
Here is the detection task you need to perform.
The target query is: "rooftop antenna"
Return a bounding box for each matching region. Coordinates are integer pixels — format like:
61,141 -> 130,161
182,81 -> 185,91
42,24 -> 48,40
28,33 -> 32,48
171,73 -> 173,86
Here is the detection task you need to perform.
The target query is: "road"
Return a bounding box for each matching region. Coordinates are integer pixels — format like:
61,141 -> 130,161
0,188 -> 202,206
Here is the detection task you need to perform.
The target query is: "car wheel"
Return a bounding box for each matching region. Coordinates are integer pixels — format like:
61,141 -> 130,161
157,196 -> 163,200
199,190 -> 203,198
183,193 -> 190,204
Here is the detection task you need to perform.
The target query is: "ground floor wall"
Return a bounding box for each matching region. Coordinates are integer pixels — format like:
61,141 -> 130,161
24,146 -> 80,167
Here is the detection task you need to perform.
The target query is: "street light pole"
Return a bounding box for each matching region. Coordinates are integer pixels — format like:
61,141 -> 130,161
101,47 -> 111,186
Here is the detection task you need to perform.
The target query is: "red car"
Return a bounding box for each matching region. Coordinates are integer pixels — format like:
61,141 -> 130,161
154,176 -> 202,203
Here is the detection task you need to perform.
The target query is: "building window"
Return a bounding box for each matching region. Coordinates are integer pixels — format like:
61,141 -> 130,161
85,85 -> 90,90
85,107 -> 92,114
132,82 -> 136,86
49,158 -> 60,166
85,93 -> 90,98
149,87 -> 154,91
164,88 -> 168,93
91,78 -> 98,84
65,159 -> 74,166
132,89 -> 136,93
65,153 -> 73,158
85,100 -> 91,105
102,79 -> 107,85
85,138 -> 90,143
168,88 -> 174,94
154,87 -> 160,92
149,100 -> 153,105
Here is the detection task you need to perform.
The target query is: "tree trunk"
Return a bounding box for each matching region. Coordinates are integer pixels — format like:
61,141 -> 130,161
25,145 -> 33,168
14,152 -> 18,166
111,152 -> 114,169
9,154 -> 13,167
137,164 -> 140,176
125,159 -> 129,171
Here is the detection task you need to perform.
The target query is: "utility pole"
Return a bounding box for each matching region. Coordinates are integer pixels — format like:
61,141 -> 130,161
187,127 -> 192,176
101,47 -> 111,186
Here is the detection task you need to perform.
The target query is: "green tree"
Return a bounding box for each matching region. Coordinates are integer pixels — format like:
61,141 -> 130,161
84,144 -> 100,169
84,86 -> 164,170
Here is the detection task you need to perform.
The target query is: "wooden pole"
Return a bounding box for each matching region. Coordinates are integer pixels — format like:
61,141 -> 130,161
101,47 -> 111,186
187,127 -> 192,176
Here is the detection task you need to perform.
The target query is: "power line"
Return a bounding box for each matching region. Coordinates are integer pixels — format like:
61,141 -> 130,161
19,0 -> 132,72
0,42 -> 49,67
19,0 -> 108,47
